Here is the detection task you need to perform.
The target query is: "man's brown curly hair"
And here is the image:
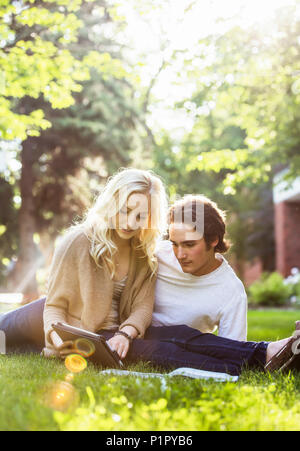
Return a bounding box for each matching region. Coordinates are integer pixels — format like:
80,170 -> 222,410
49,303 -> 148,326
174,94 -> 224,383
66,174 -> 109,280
168,195 -> 230,253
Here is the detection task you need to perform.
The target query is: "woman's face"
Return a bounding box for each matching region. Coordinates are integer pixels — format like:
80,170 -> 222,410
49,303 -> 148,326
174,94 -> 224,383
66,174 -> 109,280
114,192 -> 150,241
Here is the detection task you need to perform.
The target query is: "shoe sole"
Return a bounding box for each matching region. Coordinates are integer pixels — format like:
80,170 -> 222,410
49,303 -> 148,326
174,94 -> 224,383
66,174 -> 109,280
264,333 -> 300,372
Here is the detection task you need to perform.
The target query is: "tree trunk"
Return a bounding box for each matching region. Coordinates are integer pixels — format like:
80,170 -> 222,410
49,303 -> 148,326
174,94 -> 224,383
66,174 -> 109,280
7,138 -> 40,303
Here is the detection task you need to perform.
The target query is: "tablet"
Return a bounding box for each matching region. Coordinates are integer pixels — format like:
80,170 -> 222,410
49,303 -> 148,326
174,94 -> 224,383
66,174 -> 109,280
52,322 -> 124,369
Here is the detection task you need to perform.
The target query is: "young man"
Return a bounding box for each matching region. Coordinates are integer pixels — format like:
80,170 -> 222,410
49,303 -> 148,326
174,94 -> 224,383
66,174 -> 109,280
152,194 -> 247,341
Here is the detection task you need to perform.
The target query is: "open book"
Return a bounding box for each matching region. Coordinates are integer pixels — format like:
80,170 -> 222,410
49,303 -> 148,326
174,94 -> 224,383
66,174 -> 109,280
100,367 -> 239,382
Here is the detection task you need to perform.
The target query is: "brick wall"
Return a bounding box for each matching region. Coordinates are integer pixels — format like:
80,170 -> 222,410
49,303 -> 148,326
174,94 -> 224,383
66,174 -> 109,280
228,256 -> 263,287
243,258 -> 263,287
274,201 -> 300,277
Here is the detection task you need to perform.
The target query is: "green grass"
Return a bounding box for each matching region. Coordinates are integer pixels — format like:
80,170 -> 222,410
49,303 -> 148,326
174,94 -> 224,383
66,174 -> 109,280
247,309 -> 299,342
0,309 -> 300,431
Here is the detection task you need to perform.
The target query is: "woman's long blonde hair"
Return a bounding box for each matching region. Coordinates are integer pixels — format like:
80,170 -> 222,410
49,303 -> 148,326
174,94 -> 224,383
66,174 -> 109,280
70,168 -> 168,278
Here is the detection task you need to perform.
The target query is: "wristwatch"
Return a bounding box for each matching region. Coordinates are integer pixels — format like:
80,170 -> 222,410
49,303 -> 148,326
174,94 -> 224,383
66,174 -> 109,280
114,330 -> 134,343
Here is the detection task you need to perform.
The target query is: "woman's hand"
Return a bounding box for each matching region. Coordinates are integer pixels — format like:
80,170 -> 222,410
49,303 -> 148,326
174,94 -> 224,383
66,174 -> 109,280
107,334 -> 130,359
50,330 -> 75,358
107,325 -> 138,359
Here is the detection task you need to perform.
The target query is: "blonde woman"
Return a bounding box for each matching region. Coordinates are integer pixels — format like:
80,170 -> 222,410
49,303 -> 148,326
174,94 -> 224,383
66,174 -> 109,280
44,167 -> 168,359
0,168 -> 168,359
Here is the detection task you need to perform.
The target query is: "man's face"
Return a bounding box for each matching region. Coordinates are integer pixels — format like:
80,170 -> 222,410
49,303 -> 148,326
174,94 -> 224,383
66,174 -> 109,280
169,223 -> 218,276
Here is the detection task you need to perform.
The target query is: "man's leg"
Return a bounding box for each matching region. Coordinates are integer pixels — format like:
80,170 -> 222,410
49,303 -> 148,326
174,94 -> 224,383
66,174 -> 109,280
100,330 -> 240,375
0,297 -> 46,353
144,325 -> 268,370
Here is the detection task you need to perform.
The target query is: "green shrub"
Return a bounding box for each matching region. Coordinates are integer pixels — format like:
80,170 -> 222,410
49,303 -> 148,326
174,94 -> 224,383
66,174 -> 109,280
249,272 -> 293,306
290,282 -> 300,308
293,282 -> 300,299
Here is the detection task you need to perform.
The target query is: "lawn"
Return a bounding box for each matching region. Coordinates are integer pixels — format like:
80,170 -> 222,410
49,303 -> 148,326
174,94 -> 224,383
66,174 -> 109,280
0,309 -> 300,431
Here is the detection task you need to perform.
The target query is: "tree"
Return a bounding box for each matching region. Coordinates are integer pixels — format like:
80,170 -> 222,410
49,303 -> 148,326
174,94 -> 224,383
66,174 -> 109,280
0,0 -> 140,300
0,0 -> 97,140
185,2 -> 300,186
152,99 -> 275,279
150,3 -> 300,278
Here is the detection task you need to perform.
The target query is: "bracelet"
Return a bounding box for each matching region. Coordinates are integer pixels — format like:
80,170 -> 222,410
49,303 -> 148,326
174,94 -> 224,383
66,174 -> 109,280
114,330 -> 133,343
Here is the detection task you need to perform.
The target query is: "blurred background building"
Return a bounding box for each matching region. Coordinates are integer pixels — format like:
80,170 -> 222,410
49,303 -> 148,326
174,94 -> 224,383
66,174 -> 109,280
273,170 -> 300,277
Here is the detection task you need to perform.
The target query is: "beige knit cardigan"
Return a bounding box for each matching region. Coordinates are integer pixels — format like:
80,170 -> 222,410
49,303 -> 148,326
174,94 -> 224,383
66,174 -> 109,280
43,228 -> 157,355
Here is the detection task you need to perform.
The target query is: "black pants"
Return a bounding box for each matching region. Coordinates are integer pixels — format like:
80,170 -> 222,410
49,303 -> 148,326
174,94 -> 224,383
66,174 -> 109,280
0,297 -> 268,376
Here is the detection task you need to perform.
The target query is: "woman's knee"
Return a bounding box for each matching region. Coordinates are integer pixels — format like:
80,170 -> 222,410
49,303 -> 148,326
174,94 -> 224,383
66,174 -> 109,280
0,296 -> 46,347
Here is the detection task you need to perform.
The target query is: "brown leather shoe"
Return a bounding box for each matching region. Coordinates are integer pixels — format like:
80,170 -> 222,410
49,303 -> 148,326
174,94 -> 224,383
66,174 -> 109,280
264,332 -> 300,372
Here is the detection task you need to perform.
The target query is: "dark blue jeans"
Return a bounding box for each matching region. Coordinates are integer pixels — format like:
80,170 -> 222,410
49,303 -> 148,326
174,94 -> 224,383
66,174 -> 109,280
0,297 -> 268,375
0,297 -> 46,354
